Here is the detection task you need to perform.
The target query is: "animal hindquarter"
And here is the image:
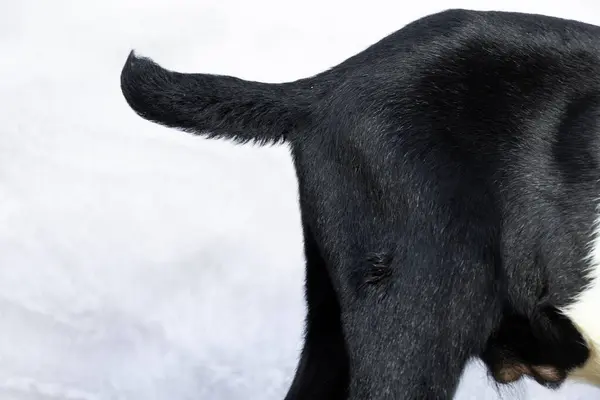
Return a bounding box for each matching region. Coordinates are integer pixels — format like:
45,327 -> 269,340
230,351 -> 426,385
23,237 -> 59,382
120,8 -> 600,399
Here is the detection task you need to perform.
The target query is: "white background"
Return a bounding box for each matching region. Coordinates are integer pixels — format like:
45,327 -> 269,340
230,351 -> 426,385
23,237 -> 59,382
2,0 -> 600,399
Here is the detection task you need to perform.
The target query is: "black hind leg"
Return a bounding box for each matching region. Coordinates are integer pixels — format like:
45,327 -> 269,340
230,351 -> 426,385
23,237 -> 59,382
284,224 -> 349,400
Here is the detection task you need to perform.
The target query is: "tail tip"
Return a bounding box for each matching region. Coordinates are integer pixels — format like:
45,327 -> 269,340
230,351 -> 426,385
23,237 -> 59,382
120,49 -> 162,113
121,49 -> 154,78
125,49 -> 138,67
121,49 -> 139,85
120,50 -> 139,108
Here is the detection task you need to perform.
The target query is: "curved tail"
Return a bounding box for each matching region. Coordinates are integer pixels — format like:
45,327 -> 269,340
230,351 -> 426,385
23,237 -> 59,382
120,51 -> 317,145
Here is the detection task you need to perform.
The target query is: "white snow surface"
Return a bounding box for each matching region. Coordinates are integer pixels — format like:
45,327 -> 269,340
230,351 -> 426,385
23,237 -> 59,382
2,0 -> 600,399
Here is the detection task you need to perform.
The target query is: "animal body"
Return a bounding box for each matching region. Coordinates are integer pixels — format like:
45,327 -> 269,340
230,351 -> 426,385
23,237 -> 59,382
120,8 -> 600,399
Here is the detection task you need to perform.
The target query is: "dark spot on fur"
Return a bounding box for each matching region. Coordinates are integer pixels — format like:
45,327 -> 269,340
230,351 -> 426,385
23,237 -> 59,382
363,252 -> 393,286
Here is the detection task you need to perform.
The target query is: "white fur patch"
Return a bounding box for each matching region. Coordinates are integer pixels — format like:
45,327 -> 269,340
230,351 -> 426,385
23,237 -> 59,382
562,216 -> 600,386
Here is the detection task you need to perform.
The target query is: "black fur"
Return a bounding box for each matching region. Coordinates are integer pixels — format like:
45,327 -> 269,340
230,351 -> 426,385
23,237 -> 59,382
120,9 -> 600,399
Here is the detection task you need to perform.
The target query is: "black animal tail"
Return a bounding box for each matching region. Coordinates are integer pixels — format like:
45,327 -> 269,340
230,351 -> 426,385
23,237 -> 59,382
120,51 -> 320,145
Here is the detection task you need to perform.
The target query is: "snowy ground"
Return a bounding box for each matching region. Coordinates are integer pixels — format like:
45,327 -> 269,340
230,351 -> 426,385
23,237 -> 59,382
2,1 -> 600,399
